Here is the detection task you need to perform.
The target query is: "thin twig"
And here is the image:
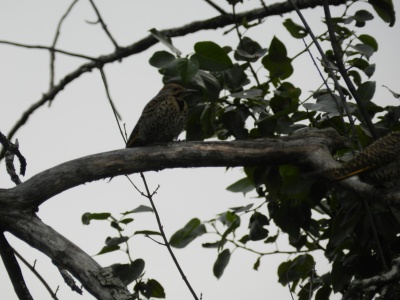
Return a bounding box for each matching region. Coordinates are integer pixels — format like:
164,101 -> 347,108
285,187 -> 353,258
50,0 -> 80,88
97,66 -> 125,142
88,0 -> 120,49
139,172 -> 200,300
0,40 -> 96,61
0,232 -> 34,300
203,0 -> 228,15
12,249 -> 59,299
287,0 -> 361,151
322,0 -> 377,139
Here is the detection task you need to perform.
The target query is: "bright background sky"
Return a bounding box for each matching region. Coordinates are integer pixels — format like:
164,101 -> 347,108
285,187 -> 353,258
0,1 -> 399,299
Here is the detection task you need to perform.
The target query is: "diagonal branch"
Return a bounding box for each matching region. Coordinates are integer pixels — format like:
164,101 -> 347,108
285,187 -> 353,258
2,0 -> 349,153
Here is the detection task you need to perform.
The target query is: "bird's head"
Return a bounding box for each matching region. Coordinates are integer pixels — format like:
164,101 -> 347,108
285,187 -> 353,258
160,83 -> 197,99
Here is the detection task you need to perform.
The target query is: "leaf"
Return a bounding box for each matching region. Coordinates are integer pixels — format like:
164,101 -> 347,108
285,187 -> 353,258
283,18 -> 308,38
96,245 -> 120,255
350,43 -> 375,59
353,10 -> 374,27
262,36 -> 293,82
253,256 -> 261,271
135,279 -> 165,298
248,212 -> 269,241
105,236 -> 129,246
82,212 -> 111,225
149,28 -> 182,56
111,259 -> 145,285
230,89 -> 263,99
123,205 -> 153,215
229,203 -> 254,213
149,51 -> 176,68
169,218 -> 206,248
357,81 -> 376,102
358,34 -> 378,51
119,218 -> 134,225
213,249 -> 231,279
368,0 -> 395,27
177,57 -> 199,84
134,230 -> 161,236
382,85 -> 400,98
234,36 -> 267,62
226,177 -> 254,195
277,254 -> 315,285
303,93 -> 342,114
221,64 -> 248,91
192,41 -> 233,72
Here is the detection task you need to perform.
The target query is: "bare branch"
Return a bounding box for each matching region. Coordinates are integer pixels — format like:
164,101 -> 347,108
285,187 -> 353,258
0,232 -> 33,300
0,40 -> 96,61
0,130 -> 369,210
50,0 -> 80,88
202,0 -> 228,15
88,0 -> 120,49
13,249 -> 59,300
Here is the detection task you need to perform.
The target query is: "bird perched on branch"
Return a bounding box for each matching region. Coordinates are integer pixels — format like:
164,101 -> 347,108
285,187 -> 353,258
126,83 -> 195,148
323,131 -> 400,187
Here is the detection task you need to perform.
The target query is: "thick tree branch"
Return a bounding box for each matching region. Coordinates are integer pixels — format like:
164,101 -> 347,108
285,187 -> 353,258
2,0 -> 348,149
0,130 -> 371,210
1,213 -> 130,300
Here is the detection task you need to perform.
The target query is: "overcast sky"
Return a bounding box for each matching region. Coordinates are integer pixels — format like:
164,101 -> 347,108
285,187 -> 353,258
0,1 -> 399,299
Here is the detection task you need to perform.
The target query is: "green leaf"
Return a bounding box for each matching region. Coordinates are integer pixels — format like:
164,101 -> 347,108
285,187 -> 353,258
134,230 -> 161,236
253,256 -> 261,271
119,218 -> 134,225
170,218 -> 206,248
368,0 -> 395,27
303,93 -> 342,114
354,9 -> 374,27
357,81 -> 376,102
135,279 -> 165,298
229,203 -> 254,213
177,57 -> 199,84
124,205 -> 153,215
248,212 -> 269,241
96,245 -> 120,255
230,89 -> 263,99
358,34 -> 378,51
350,43 -> 375,59
262,36 -> 293,82
382,85 -> 400,98
234,36 -> 267,62
277,254 -> 315,285
364,63 -> 375,78
105,236 -> 129,246
221,64 -> 248,91
149,51 -> 176,68
283,18 -> 308,38
111,259 -> 145,285
226,177 -> 254,195
213,249 -> 231,279
192,41 -> 233,71
82,212 -> 111,225
149,28 -> 182,56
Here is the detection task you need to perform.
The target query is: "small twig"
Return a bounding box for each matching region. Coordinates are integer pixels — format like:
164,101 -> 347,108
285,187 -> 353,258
139,172 -> 200,300
50,0 -> 80,88
88,0 -> 120,49
0,40 -> 96,61
12,249 -> 59,300
97,66 -> 125,143
322,0 -> 377,139
203,0 -> 228,15
53,261 -> 83,295
145,234 -> 165,246
287,0 -> 361,150
0,131 -> 27,184
0,232 -> 34,300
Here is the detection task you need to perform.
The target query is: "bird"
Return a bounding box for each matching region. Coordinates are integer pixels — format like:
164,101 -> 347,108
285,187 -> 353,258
322,131 -> 400,187
126,83 -> 195,148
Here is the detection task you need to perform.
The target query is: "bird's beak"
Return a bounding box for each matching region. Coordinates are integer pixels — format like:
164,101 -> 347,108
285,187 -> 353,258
183,88 -> 198,94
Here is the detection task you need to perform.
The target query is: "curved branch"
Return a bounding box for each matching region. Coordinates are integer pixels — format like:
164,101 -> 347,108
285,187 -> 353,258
0,130 -> 358,209
4,0 -> 348,146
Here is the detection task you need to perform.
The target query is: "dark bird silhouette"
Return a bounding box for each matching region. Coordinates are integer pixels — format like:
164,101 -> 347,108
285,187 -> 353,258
323,131 -> 400,187
126,83 -> 195,147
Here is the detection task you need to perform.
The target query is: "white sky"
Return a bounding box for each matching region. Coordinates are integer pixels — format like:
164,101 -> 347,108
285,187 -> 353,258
0,1 -> 399,299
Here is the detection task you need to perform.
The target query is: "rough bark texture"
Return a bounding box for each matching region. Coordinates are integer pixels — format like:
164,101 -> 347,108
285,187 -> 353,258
0,130 -> 398,299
